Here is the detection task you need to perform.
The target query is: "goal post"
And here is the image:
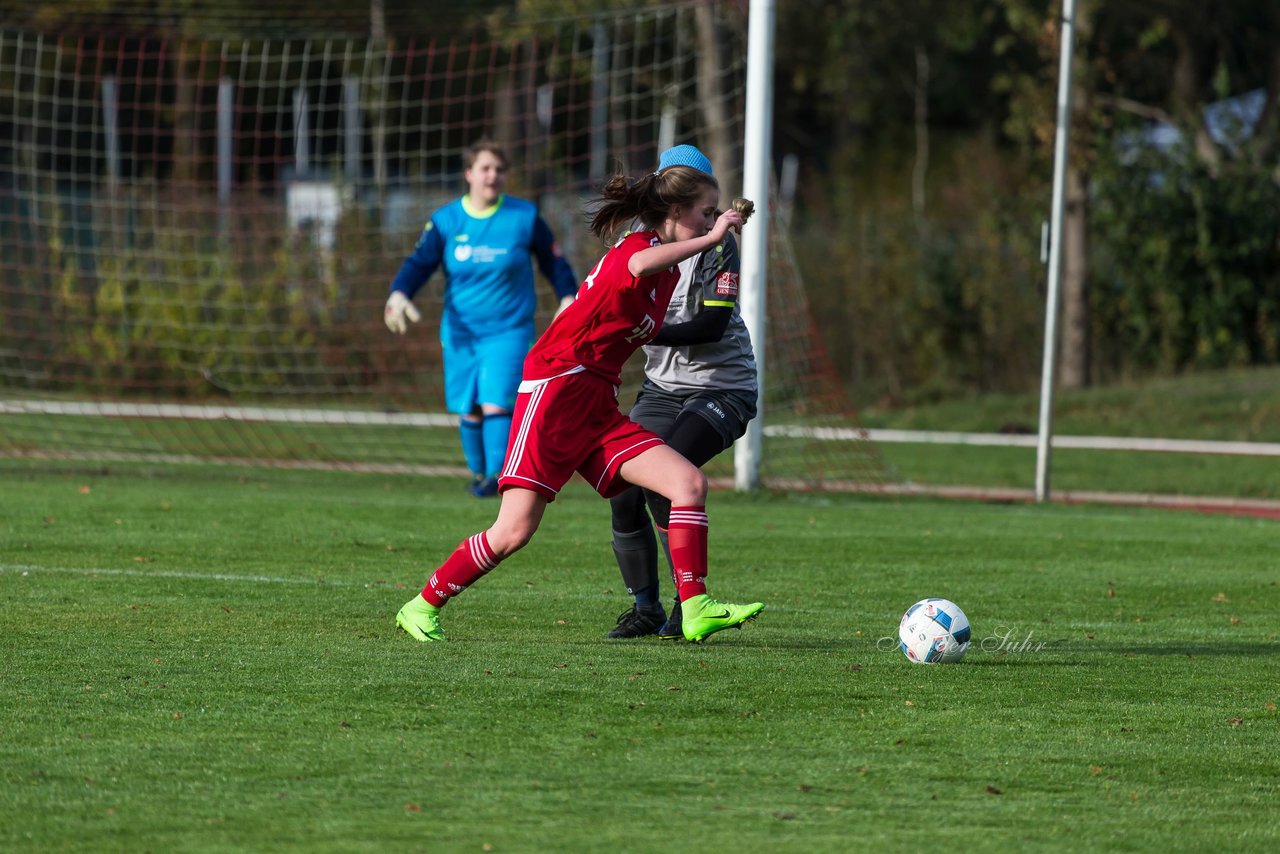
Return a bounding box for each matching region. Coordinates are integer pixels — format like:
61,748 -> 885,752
0,1 -> 884,491
735,0 -> 775,491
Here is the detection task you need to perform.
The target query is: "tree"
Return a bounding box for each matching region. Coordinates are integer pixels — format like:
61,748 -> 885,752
995,0 -> 1280,387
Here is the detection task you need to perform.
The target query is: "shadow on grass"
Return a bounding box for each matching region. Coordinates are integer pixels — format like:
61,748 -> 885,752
1078,641 -> 1280,657
958,655 -> 1085,666
536,638 -> 1279,658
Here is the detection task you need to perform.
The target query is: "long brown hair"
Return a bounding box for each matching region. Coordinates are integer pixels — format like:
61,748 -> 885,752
587,166 -> 720,241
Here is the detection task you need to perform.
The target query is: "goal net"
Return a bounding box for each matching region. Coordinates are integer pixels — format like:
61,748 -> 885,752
0,0 -> 884,490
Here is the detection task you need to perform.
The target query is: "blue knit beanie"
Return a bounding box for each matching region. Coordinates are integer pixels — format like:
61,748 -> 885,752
658,144 -> 713,176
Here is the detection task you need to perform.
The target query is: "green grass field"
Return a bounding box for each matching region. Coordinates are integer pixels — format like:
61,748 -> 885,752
4,366 -> 1278,501
875,442 -> 1280,499
861,366 -> 1280,500
859,366 -> 1280,441
3,463 -> 1277,851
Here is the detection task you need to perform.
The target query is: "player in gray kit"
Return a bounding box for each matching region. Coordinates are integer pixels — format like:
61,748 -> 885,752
606,144 -> 758,639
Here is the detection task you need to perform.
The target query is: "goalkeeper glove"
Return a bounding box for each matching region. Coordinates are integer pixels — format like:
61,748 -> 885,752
554,294 -> 575,319
384,291 -> 422,335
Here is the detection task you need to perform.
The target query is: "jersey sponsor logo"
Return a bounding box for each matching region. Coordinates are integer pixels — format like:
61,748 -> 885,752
716,271 -> 739,297
453,242 -> 509,263
625,314 -> 657,343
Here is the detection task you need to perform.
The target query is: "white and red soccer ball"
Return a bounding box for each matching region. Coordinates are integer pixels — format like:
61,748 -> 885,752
898,598 -> 971,664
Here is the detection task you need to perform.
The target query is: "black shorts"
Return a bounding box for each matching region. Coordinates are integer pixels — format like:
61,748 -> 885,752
627,383 -> 757,451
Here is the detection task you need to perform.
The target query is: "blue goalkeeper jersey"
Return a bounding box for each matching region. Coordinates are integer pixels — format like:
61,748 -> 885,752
389,194 -> 578,338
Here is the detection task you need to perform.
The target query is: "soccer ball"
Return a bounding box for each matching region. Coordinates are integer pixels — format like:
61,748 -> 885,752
898,598 -> 971,664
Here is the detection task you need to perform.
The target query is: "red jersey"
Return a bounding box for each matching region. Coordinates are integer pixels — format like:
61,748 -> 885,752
522,232 -> 680,386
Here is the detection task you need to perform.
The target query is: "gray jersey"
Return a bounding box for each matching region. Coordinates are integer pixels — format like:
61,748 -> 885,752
642,233 -> 757,394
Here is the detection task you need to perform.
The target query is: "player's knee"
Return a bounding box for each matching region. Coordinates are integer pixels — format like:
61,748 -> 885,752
672,466 -> 707,505
487,517 -> 538,558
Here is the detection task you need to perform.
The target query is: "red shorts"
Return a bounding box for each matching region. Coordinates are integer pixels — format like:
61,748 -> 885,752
499,371 -> 664,501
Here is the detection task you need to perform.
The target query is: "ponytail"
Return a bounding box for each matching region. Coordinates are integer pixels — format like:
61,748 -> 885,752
587,166 -> 719,242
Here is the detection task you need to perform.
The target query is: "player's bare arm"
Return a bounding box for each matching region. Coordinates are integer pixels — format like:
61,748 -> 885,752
627,208 -> 744,278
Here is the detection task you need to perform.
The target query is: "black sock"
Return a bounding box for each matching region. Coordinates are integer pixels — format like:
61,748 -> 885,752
611,526 -> 659,599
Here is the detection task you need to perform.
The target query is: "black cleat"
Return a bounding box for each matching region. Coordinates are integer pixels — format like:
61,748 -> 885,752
606,603 -> 667,639
656,599 -> 683,641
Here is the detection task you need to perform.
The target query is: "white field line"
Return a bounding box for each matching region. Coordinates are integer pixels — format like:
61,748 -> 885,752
0,563 -> 775,612
0,398 -> 457,427
1,448 -> 468,477
0,563 -> 367,587
4,397 -> 1280,457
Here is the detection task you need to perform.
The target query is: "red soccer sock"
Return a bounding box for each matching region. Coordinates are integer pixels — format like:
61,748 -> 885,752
421,532 -> 499,607
666,505 -> 709,601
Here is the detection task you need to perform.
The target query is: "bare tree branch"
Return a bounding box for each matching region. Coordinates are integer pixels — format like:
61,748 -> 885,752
1094,93 -> 1176,126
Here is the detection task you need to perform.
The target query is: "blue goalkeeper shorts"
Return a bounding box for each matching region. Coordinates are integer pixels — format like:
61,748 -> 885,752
441,323 -> 534,414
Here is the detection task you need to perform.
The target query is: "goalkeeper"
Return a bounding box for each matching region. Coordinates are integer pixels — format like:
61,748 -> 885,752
604,145 -> 759,640
384,139 -> 578,497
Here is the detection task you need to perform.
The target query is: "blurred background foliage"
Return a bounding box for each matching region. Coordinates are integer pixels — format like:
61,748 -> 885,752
773,0 -> 1280,406
4,0 -> 1278,410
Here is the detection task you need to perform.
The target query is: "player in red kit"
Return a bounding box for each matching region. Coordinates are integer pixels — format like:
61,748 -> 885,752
395,164 -> 764,644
